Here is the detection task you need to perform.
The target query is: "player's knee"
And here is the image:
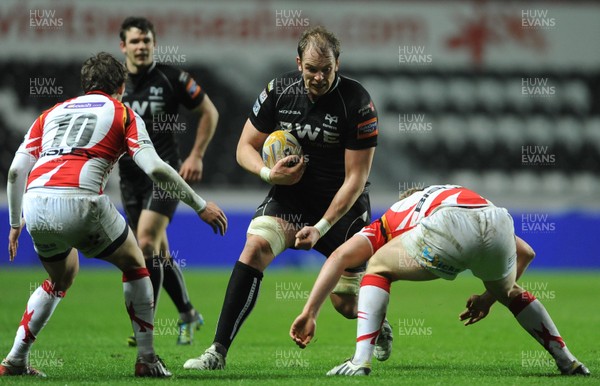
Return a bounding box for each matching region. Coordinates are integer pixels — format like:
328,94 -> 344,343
331,293 -> 358,319
523,244 -> 536,262
50,272 -> 76,292
240,236 -> 273,270
505,283 -> 527,304
246,216 -> 286,256
484,281 -> 518,306
138,235 -> 158,259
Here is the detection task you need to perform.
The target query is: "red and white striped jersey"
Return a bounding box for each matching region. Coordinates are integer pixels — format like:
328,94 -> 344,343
360,185 -> 492,252
17,91 -> 152,194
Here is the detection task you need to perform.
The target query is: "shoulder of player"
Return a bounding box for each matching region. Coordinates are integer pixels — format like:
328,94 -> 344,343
337,74 -> 370,98
153,62 -> 195,87
154,63 -> 179,80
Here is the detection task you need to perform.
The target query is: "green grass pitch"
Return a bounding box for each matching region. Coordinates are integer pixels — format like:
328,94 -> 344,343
0,268 -> 597,385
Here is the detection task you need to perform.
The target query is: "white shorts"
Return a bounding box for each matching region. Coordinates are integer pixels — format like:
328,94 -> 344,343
23,189 -> 128,260
401,206 -> 517,281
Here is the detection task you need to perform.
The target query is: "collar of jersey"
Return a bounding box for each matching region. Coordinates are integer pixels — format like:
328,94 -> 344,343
305,73 -> 341,103
328,73 -> 341,93
315,73 -> 340,97
128,61 -> 157,78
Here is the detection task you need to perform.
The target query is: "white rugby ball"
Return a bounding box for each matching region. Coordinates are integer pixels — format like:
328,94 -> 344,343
262,130 -> 303,168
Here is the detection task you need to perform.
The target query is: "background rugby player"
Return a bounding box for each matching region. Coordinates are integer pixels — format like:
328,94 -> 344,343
118,16 -> 219,346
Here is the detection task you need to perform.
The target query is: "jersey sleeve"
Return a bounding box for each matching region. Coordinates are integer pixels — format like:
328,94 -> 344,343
174,69 -> 205,110
345,85 -> 378,150
248,79 -> 278,134
16,114 -> 45,159
356,218 -> 388,254
124,109 -> 154,158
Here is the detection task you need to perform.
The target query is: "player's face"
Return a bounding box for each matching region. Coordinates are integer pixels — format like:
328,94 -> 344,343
120,27 -> 155,71
297,47 -> 339,99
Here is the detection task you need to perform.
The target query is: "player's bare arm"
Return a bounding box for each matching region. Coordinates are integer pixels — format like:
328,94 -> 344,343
180,95 -> 219,182
236,119 -> 305,185
459,236 -> 536,325
291,235 -> 372,348
295,147 -> 374,250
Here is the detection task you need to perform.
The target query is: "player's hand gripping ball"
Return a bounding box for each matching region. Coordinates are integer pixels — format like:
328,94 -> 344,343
262,130 -> 303,167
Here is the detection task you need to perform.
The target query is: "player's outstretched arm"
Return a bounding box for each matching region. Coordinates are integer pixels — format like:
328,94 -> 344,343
236,119 -> 304,185
133,147 -> 227,235
291,235 -> 372,348
7,152 -> 36,261
459,236 -> 536,325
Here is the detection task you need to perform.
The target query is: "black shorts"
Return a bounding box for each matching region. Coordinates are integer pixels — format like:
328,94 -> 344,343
253,191 -> 371,273
119,159 -> 181,232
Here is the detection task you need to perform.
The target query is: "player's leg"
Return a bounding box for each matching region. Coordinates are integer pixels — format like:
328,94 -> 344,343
119,181 -> 148,346
136,209 -> 169,308
99,227 -> 171,377
184,214 -> 298,370
1,248 -> 78,377
329,236 -> 437,376
483,274 -> 589,375
160,236 -> 204,345
319,199 -> 389,362
474,208 -> 589,376
325,234 -> 394,361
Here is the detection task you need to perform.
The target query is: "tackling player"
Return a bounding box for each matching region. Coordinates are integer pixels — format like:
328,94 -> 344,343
184,26 -> 390,371
1,52 -> 227,378
118,17 -> 219,346
290,185 -> 590,377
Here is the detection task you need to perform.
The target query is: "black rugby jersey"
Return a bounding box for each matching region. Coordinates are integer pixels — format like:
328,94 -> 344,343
119,62 -> 205,174
250,71 -> 378,207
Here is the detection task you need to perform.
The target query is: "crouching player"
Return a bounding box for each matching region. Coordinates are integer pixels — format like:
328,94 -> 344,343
290,185 -> 589,377
1,52 -> 227,378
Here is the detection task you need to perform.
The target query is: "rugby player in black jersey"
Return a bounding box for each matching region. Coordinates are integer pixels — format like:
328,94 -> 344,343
118,17 -> 219,346
184,26 -> 392,371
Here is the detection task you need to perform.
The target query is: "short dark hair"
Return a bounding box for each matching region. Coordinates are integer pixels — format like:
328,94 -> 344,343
119,16 -> 156,42
81,52 -> 127,94
297,26 -> 341,61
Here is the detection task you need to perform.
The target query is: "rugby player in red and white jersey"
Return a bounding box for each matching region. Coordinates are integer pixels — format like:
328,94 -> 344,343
290,185 -> 589,377
1,52 -> 227,378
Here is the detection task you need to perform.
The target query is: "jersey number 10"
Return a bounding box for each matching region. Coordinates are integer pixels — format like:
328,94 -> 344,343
51,113 -> 98,147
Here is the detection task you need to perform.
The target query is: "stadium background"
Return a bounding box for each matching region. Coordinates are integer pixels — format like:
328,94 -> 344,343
0,0 -> 598,272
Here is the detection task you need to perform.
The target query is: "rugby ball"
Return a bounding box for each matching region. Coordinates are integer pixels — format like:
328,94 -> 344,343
262,130 -> 303,168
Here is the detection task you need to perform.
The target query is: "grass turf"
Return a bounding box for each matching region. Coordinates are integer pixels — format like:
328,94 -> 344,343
0,268 -> 597,385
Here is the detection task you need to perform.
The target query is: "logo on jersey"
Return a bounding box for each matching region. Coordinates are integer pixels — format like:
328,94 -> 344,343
65,102 -> 105,109
357,117 -> 378,139
278,110 -> 301,115
279,121 -> 340,144
259,89 -> 268,104
186,79 -> 201,99
324,114 -> 338,125
358,101 -> 375,117
125,101 -> 165,116
253,100 -> 261,116
149,87 -> 163,98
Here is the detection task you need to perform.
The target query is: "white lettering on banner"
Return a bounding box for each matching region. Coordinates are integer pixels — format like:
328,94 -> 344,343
0,1 -> 596,68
